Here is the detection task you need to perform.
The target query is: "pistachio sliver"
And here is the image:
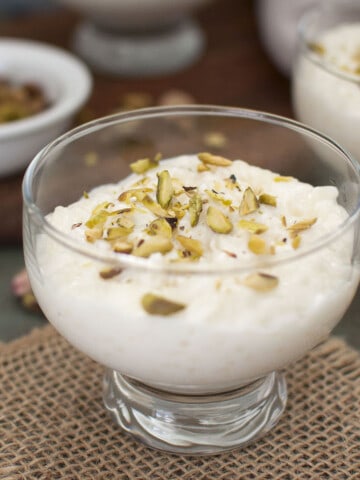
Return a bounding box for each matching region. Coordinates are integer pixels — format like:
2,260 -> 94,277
287,218 -> 317,236
189,193 -> 203,227
156,170 -> 174,209
118,188 -> 153,203
206,206 -> 233,234
85,210 -> 109,229
85,228 -> 103,243
168,202 -> 188,220
291,235 -> 301,250
132,236 -> 173,257
243,272 -> 279,292
130,157 -> 158,174
205,189 -> 232,206
238,219 -> 268,234
142,195 -> 173,218
259,193 -> 277,207
274,176 -> 293,182
106,225 -> 134,240
239,187 -> 259,215
176,235 -> 203,257
142,293 -> 186,316
197,163 -> 210,172
147,218 -> 172,238
112,240 -> 133,254
91,201 -> 114,215
248,234 -> 267,255
198,152 -> 232,167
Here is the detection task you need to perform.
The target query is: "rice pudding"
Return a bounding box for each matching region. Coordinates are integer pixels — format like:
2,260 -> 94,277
293,23 -> 360,162
28,153 -> 358,393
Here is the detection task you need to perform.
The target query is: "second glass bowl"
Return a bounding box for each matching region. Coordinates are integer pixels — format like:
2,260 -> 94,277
292,0 -> 360,163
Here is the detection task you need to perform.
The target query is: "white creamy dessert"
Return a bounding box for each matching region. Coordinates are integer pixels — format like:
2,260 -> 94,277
293,23 -> 360,162
28,153 -> 358,394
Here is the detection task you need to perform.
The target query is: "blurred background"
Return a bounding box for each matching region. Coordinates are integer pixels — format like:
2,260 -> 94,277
0,0 -> 359,348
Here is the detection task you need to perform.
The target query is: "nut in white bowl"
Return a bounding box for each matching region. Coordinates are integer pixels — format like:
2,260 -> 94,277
0,39 -> 92,177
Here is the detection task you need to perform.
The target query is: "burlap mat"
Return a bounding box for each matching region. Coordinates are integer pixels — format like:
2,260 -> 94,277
0,326 -> 359,479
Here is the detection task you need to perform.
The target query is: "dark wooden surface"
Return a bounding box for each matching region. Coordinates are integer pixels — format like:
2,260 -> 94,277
0,0 -> 291,244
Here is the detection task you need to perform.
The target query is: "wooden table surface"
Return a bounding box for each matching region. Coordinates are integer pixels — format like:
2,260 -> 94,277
0,0 -> 291,244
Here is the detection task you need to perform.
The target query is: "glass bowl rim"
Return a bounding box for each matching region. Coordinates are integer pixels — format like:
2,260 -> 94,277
22,104 -> 360,275
297,1 -> 360,85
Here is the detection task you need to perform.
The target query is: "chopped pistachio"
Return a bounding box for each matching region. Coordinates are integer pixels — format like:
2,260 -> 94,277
92,202 -> 114,215
112,240 -> 133,254
225,174 -> 241,191
248,234 -> 267,254
281,215 -> 287,227
206,189 -> 232,206
169,202 -> 187,219
147,218 -> 172,238
130,157 -> 158,174
142,195 -> 172,217
85,228 -> 103,243
118,188 -> 153,203
274,176 -> 293,182
142,293 -> 186,316
291,235 -> 301,249
287,218 -> 317,236
206,206 -> 233,234
132,236 -> 173,257
176,235 -> 203,257
238,219 -> 268,234
115,215 -> 134,230
83,191 -> 89,199
243,272 -> 279,292
189,193 -> 203,227
99,267 -> 123,279
197,162 -> 210,172
259,193 -> 277,207
239,187 -> 259,215
106,225 -> 134,240
85,210 -> 109,229
198,152 -> 232,167
156,170 -> 174,209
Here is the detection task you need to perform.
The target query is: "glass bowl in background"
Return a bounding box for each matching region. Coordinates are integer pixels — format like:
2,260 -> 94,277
22,106 -> 360,454
292,0 -> 360,163
51,0 -> 213,76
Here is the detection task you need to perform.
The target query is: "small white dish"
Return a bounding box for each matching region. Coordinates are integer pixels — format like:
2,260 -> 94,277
0,39 -> 92,177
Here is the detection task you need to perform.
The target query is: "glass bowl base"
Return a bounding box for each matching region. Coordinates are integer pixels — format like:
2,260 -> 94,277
103,370 -> 287,455
73,18 -> 205,77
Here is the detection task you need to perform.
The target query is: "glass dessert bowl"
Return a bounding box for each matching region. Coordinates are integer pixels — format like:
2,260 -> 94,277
22,106 -> 360,455
292,0 -> 360,163
52,0 -> 213,76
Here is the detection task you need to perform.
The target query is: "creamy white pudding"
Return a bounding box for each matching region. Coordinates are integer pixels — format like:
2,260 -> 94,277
28,153 -> 358,393
293,23 -> 360,162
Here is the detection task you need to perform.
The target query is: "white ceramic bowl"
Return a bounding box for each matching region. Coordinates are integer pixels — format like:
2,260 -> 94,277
0,39 -> 92,177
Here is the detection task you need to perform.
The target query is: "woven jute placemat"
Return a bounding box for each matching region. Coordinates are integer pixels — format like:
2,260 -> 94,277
0,326 -> 359,479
